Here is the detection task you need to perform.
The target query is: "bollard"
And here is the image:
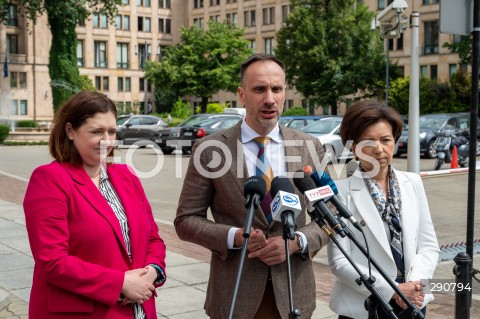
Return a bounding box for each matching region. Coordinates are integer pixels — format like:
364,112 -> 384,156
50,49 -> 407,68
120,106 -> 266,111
453,252 -> 472,319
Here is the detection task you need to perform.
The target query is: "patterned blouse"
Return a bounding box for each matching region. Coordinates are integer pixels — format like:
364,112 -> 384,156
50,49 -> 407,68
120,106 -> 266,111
99,165 -> 146,319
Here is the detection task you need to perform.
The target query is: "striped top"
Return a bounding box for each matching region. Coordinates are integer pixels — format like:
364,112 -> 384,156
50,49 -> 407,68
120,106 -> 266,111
99,165 -> 146,319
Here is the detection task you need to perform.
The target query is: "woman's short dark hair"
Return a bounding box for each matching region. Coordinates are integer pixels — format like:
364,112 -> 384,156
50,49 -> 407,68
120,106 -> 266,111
49,91 -> 117,166
240,53 -> 285,86
340,100 -> 403,145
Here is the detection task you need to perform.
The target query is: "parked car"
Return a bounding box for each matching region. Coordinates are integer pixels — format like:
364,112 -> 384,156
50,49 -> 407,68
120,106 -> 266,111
278,115 -> 324,130
395,113 -> 480,158
179,116 -> 243,154
300,116 -> 354,162
116,115 -> 170,146
154,113 -> 243,154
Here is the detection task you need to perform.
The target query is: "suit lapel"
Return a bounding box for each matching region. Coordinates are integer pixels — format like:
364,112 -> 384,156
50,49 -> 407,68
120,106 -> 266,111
62,163 -> 130,258
349,175 -> 393,260
396,171 -> 416,273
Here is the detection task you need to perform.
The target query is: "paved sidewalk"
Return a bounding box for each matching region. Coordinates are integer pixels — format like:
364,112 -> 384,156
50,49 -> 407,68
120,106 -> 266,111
0,172 -> 479,318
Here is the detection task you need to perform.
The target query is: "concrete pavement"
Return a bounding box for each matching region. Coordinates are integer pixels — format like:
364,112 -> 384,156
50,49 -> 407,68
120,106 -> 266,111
1,149 -> 480,318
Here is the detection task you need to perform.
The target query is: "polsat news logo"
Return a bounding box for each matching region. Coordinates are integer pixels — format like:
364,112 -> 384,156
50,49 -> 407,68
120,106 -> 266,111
309,187 -> 333,198
271,194 -> 299,213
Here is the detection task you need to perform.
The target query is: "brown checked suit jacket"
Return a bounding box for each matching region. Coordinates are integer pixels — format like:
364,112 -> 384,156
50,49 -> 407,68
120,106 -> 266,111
175,122 -> 330,319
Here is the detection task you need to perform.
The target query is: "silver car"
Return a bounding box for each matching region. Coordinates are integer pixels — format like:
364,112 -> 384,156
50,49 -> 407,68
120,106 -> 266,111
116,115 -> 170,146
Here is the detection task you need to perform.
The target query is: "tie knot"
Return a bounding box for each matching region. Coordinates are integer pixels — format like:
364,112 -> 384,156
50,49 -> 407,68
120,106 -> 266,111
254,136 -> 271,147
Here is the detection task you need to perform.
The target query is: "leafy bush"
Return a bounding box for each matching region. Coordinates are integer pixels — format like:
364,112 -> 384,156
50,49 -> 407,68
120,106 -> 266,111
171,98 -> 192,119
0,125 -> 10,143
195,103 -> 225,114
15,120 -> 37,128
282,107 -> 308,116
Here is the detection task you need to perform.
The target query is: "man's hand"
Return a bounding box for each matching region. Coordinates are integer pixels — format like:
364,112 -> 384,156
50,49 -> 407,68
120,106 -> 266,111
234,228 -> 267,252
247,235 -> 300,266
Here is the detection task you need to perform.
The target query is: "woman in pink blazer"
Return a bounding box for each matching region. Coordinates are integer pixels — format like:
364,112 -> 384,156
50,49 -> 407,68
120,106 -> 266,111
23,91 -> 167,319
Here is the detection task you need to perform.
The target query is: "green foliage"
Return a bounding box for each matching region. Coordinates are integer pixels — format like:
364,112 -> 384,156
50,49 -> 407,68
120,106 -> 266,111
0,0 -> 123,112
388,75 -> 471,115
276,0 -> 385,115
146,20 -> 252,114
79,75 -> 96,91
154,89 -> 178,114
443,35 -> 472,66
195,102 -> 225,114
0,124 -> 9,143
282,107 -> 309,116
15,120 -> 37,128
171,98 -> 192,119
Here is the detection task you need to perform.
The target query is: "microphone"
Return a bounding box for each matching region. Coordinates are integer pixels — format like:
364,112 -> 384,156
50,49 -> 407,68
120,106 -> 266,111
270,176 -> 302,240
309,170 -> 363,231
243,176 -> 266,237
293,174 -> 346,238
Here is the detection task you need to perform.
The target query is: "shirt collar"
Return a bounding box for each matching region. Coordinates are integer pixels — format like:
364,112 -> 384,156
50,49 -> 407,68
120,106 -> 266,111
240,118 -> 281,144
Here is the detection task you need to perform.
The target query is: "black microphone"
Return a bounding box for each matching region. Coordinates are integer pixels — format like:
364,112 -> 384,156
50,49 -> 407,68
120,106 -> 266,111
309,170 -> 363,232
293,174 -> 346,238
269,176 -> 302,240
243,176 -> 266,237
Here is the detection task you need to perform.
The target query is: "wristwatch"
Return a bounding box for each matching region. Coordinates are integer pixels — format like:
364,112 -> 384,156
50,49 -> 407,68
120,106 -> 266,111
297,235 -> 305,253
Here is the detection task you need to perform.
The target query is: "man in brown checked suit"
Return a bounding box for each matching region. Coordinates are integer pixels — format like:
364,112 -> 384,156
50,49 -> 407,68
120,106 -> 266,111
175,53 -> 330,319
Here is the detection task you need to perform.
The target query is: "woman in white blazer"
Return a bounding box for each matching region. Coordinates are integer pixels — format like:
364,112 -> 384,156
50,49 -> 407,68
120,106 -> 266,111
328,100 -> 439,319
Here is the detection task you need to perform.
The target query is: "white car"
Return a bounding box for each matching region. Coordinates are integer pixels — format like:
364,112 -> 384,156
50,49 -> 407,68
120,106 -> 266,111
300,117 -> 354,163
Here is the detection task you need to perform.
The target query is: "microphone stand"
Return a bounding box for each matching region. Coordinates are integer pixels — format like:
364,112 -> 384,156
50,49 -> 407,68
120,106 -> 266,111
228,193 -> 261,319
281,212 -> 301,319
338,220 -> 425,319
312,215 -> 398,319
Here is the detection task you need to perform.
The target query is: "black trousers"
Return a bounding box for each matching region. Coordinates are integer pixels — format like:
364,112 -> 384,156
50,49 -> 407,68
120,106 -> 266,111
338,302 -> 426,319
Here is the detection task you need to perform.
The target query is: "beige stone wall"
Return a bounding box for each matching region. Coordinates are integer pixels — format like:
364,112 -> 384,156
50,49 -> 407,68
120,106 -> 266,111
2,0 -> 462,121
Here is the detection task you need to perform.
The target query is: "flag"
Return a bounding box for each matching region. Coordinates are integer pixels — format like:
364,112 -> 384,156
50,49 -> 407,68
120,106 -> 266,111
3,54 -> 8,78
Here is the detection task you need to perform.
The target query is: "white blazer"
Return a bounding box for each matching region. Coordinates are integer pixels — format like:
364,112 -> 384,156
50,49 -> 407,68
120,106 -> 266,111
328,169 -> 440,319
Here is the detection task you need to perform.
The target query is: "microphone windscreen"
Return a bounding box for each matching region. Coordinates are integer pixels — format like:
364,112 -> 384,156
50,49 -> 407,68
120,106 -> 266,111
270,176 -> 294,197
293,175 -> 317,194
244,176 -> 266,200
311,171 -> 339,195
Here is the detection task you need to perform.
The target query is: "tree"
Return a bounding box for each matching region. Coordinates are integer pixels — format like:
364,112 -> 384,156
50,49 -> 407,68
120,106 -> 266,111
0,0 -> 122,112
275,0 -> 386,115
443,35 -> 472,67
146,21 -> 252,114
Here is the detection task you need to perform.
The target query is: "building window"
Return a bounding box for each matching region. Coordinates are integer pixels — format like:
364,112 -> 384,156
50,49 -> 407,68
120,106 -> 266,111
122,0 -> 129,4
226,12 -> 238,25
287,100 -> 294,108
194,18 -> 204,28
423,0 -> 439,4
158,0 -> 171,8
263,7 -> 275,25
125,77 -> 131,91
117,43 -> 129,69
449,64 -> 457,80
194,0 -> 204,9
11,100 -> 27,115
226,0 -> 237,3
95,76 -> 109,91
138,17 -> 151,32
397,34 -> 404,50
244,10 -> 256,27
282,5 -> 289,23
7,34 -> 18,54
9,72 -> 26,89
137,0 -> 150,6
159,18 -> 164,33
430,65 -> 437,80
6,4 -> 18,26
118,77 -> 124,91
210,0 -> 220,5
421,65 -> 428,77
94,41 -> 107,68
248,39 -> 256,50
210,15 -> 220,22
116,15 -> 130,30
165,19 -> 171,34
93,13 -> 108,28
264,38 -> 273,55
138,44 -> 150,69
424,20 -> 439,55
388,39 -> 394,51
77,41 -> 84,67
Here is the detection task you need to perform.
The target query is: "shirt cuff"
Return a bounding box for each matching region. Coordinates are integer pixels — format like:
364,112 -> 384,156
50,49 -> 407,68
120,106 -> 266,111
149,264 -> 166,285
228,227 -> 241,249
295,231 -> 308,253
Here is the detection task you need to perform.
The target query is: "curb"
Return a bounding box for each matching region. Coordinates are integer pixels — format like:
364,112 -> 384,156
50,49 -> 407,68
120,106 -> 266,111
420,161 -> 480,178
0,288 -> 10,311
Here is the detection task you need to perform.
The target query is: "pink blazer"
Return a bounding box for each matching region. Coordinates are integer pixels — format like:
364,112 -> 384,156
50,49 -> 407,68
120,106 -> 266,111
23,161 -> 166,319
